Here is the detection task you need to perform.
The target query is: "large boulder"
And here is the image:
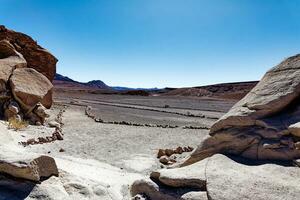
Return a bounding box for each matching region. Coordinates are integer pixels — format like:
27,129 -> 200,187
0,147 -> 58,182
0,40 -> 26,94
178,54 -> 300,166
10,68 -> 53,111
0,25 -> 57,82
132,154 -> 300,200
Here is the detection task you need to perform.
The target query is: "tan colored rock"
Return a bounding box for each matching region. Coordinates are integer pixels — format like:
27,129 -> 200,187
0,148 -> 58,181
10,68 -> 53,111
131,179 -> 178,200
151,158 -> 207,189
0,40 -> 26,93
289,122 -> 300,137
159,156 -> 169,165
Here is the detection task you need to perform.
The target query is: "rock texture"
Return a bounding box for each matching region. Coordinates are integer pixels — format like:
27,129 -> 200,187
10,68 -> 53,111
0,25 -> 56,123
0,149 -> 58,182
132,154 -> 300,200
178,54 -> 300,166
0,25 -> 57,81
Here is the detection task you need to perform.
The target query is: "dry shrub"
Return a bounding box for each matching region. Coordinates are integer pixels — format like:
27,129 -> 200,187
8,118 -> 28,131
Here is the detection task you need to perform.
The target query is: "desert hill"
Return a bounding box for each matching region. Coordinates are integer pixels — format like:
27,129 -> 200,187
163,81 -> 258,99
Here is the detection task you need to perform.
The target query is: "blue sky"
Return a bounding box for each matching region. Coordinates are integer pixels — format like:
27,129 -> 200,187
1,0 -> 300,88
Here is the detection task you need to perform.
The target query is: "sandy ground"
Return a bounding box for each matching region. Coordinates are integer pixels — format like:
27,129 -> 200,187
27,105 -> 210,174
0,94 -> 232,199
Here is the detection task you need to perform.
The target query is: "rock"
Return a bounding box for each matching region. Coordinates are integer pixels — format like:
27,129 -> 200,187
205,154 -> 300,200
174,147 -> 183,154
0,25 -> 57,82
10,68 -> 53,111
59,148 -> 65,152
131,179 -> 178,200
159,156 -> 169,165
157,149 -> 166,158
0,148 -> 58,181
33,103 -> 50,123
150,158 -> 207,189
53,130 -> 64,140
165,149 -> 174,156
48,120 -> 61,128
133,154 -> 300,200
7,100 -> 20,114
179,54 -> 300,166
289,122 -> 300,137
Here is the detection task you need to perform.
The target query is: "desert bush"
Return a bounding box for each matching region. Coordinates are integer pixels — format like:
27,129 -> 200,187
164,104 -> 170,108
8,118 -> 28,131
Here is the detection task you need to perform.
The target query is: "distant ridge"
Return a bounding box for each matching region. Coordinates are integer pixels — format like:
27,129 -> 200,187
163,81 -> 258,99
54,73 -> 258,99
54,73 -> 110,90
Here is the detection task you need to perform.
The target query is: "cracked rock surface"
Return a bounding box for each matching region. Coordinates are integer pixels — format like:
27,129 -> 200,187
179,54 -> 300,166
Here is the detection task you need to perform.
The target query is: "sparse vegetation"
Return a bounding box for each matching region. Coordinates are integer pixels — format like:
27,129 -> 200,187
164,104 -> 170,108
8,118 -> 28,131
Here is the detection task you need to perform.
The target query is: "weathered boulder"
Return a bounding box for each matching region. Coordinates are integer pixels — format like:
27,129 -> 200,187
288,122 -> 300,137
178,54 -> 300,166
0,147 -> 58,181
0,25 -> 57,82
10,68 -> 53,111
0,40 -> 26,94
132,154 -> 300,200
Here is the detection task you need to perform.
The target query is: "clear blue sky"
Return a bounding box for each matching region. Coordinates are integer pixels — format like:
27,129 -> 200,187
1,0 -> 300,88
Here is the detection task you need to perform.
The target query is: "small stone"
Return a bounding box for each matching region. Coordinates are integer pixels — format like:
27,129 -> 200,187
157,149 -> 165,158
165,149 -> 174,156
159,156 -> 169,165
48,121 -> 60,128
59,148 -> 65,152
174,146 -> 183,154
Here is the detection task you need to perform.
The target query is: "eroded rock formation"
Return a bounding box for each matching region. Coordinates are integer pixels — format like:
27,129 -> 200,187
0,25 -> 57,124
131,54 -> 300,199
0,26 -> 58,182
178,54 -> 300,166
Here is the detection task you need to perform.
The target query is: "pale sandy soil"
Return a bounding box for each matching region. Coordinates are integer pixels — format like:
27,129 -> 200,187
0,94 -> 231,199
27,105 -> 210,174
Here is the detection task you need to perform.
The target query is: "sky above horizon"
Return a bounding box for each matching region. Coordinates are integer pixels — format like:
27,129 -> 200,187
1,0 -> 300,88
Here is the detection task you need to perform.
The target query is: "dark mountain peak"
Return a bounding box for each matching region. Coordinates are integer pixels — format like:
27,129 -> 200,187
86,80 -> 110,89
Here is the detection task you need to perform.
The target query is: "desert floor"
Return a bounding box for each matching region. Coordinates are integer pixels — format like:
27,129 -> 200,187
26,92 -> 235,175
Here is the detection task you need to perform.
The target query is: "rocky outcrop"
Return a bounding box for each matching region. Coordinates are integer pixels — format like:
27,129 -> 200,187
0,25 -> 57,82
131,154 -> 300,200
0,149 -> 58,181
0,25 -> 56,124
178,54 -> 300,166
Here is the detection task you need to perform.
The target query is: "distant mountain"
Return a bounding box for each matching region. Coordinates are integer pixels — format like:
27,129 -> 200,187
54,73 -> 111,90
86,80 -> 110,89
